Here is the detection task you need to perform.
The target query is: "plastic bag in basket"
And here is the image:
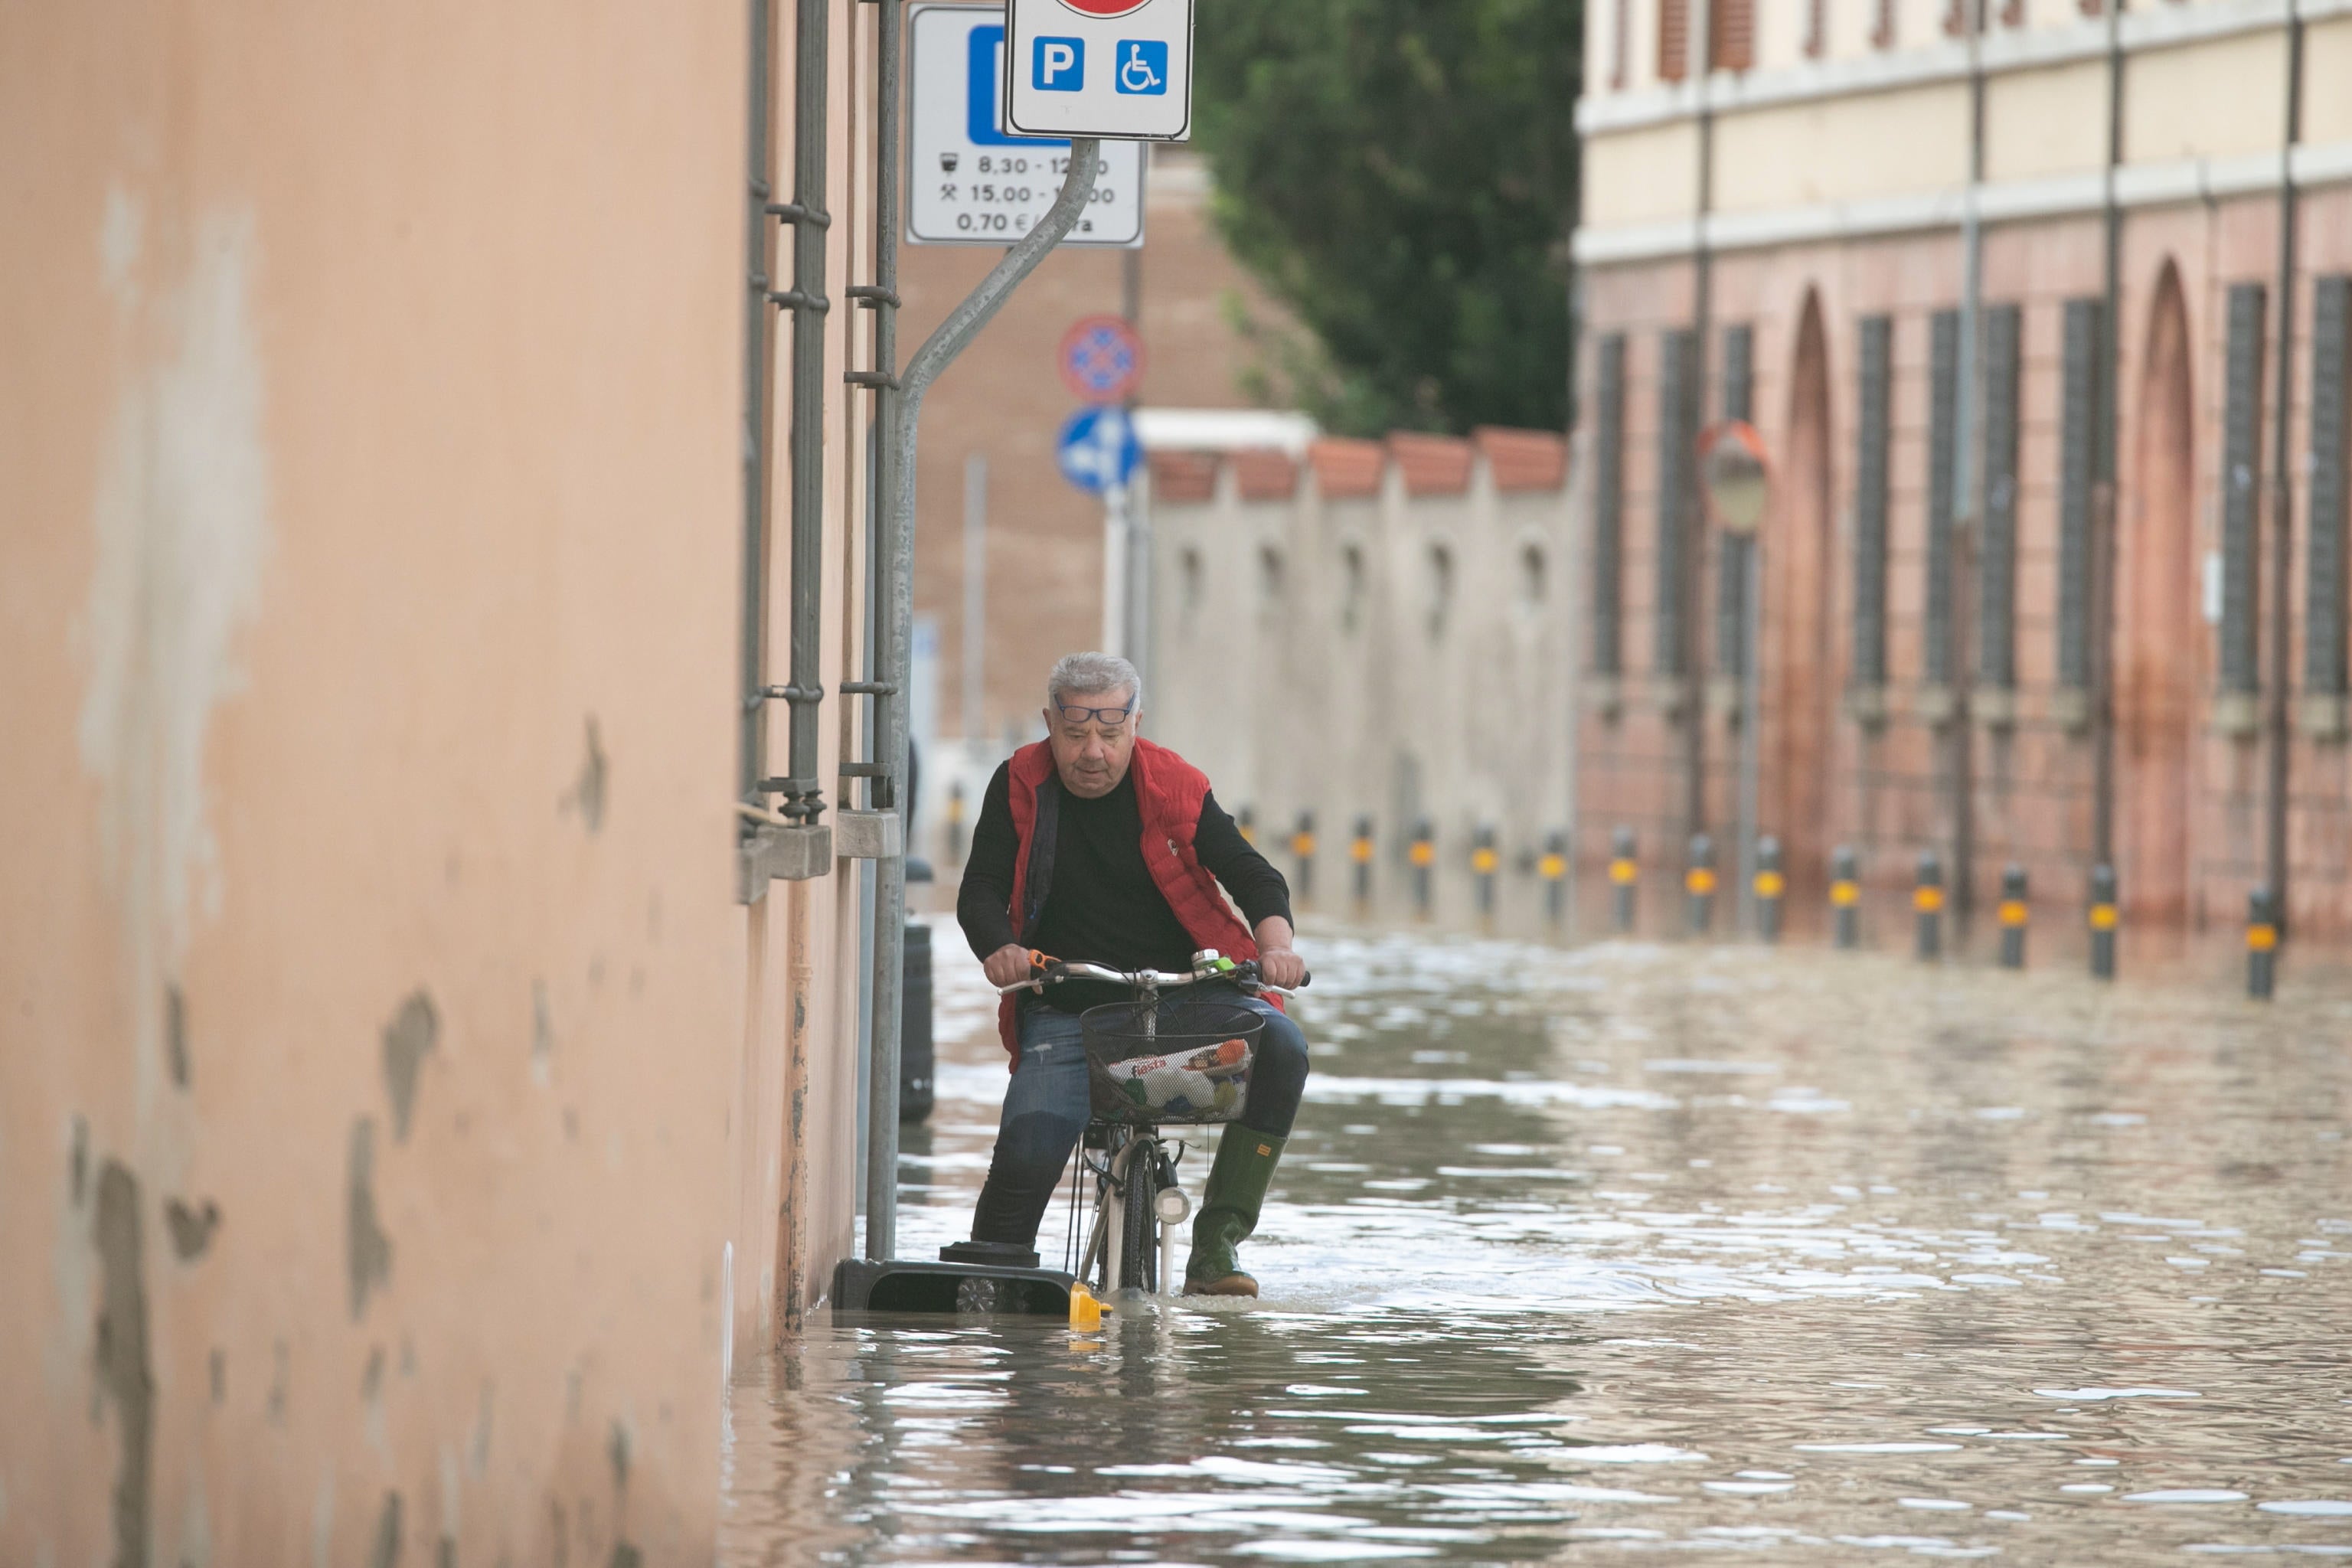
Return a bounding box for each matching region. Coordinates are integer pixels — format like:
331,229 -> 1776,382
1102,1037 -> 1250,1117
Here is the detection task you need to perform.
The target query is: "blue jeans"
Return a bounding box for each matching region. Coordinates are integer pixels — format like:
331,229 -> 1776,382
969,986 -> 1309,1248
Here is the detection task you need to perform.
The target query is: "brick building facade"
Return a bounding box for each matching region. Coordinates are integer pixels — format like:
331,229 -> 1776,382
1574,0 -> 2352,933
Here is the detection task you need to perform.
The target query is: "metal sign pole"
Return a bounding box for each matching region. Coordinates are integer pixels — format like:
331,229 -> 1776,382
865,142 -> 1105,1263
1737,534 -> 1763,936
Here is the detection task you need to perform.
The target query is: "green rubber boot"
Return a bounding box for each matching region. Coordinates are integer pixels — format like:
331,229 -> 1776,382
1184,1130 -> 1286,1297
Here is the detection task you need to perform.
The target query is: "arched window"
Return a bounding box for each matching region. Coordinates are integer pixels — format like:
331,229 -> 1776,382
1427,543 -> 1455,640
1340,541 -> 1367,632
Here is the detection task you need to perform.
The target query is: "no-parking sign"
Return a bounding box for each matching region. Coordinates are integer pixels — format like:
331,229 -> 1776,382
1059,315 -> 1145,404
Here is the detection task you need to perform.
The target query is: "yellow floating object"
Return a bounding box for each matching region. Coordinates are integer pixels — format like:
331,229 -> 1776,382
1608,858 -> 1637,886
1913,887 -> 1945,913
1754,871 -> 1785,898
2247,923 -> 2278,952
2088,903 -> 2118,932
1998,900 -> 2029,926
1829,880 -> 1860,907
1067,1282 -> 1106,1329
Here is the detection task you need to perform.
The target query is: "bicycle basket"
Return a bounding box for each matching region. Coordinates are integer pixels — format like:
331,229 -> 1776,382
1078,999 -> 1263,1125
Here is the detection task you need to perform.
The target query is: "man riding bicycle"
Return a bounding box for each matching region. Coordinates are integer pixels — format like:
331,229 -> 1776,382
958,652 -> 1309,1296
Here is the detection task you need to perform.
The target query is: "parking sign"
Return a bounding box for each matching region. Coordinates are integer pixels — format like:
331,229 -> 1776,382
906,4 -> 1145,247
1005,0 -> 1194,141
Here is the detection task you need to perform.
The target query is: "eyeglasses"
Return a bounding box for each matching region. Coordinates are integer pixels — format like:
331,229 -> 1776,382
1054,702 -> 1134,726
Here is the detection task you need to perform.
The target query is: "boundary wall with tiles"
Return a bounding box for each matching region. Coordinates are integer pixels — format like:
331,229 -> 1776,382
1144,432 -> 1579,913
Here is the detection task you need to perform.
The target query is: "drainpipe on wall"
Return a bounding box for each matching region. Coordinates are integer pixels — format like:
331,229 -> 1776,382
1684,0 -> 1716,843
2089,0 -> 2125,877
738,0 -> 837,900
1948,0 -> 1988,929
2264,0 -> 2305,935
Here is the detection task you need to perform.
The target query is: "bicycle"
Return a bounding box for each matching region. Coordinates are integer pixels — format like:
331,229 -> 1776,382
995,949 -> 1305,1296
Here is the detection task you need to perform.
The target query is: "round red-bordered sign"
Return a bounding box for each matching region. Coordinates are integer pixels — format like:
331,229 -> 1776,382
1059,315 -> 1147,404
1058,0 -> 1153,15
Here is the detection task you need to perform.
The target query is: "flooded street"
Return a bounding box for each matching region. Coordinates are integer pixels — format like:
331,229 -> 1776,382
724,926 -> 2352,1564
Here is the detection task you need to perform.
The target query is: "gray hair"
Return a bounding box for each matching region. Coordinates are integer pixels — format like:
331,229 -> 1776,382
1047,651 -> 1143,713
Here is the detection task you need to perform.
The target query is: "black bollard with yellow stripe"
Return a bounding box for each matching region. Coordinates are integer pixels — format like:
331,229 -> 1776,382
1290,811 -> 1316,905
1609,827 -> 1638,934
1236,805 -> 1256,846
1998,864 -> 2029,969
2088,864 -> 2118,980
1754,835 -> 1785,944
1410,817 -> 1436,918
2248,886 -> 2278,1000
1686,834 -> 1717,936
946,779 -> 968,864
1472,825 -> 1499,916
1831,845 -> 1860,950
1351,815 -> 1375,906
1914,850 -> 1944,962
1540,831 -> 1569,926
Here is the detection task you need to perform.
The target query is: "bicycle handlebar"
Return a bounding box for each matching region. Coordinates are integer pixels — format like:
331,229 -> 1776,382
994,953 -> 1311,999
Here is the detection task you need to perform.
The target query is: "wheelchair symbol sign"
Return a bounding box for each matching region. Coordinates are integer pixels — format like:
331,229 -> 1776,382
1116,40 -> 1168,95
1005,0 -> 1194,141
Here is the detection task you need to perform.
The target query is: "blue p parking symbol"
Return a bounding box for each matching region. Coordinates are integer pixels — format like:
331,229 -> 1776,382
1115,39 -> 1168,95
1033,36 -> 1084,91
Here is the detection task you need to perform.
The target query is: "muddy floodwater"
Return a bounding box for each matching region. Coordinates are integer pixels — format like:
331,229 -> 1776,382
724,926 -> 2352,1563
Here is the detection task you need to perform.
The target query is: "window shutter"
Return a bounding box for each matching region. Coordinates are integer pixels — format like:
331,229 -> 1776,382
1717,325 -> 1755,678
1660,0 -> 1690,81
1592,335 -> 1628,678
1854,315 -> 1894,690
1925,309 -> 1960,687
2306,276 -> 2350,697
2056,298 -> 2102,692
1722,322 -> 1753,423
1805,0 -> 1828,57
1872,0 -> 1896,48
1977,303 -> 2022,690
1655,328 -> 1697,678
2221,282 -> 2267,697
1710,0 -> 1754,70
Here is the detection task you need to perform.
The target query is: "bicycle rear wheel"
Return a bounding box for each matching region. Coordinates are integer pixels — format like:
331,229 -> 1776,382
1119,1142 -> 1157,1292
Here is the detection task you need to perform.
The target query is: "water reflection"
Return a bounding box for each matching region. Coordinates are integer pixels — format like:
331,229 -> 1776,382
724,929 -> 2352,1563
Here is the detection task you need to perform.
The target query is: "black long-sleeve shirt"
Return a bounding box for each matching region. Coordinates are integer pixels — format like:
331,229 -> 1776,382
957,761 -> 1292,1013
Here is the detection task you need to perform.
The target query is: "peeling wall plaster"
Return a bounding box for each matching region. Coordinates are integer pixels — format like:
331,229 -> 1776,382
77,198 -> 273,1124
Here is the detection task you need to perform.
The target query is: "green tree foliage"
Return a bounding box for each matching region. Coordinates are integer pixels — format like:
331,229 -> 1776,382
1191,0 -> 1582,437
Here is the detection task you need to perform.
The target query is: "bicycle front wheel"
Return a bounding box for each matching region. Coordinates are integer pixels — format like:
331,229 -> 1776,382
1119,1145 -> 1157,1293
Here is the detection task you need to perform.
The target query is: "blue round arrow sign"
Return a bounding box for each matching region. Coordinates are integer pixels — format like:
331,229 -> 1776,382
1055,405 -> 1142,494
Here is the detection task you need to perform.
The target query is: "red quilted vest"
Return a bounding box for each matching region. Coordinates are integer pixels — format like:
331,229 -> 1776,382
994,737 -> 1275,1061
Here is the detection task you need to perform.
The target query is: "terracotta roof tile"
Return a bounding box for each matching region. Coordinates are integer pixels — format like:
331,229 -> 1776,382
1473,426 -> 1570,492
1147,449 -> 1219,504
1230,448 -> 1299,501
1306,437 -> 1384,499
1387,432 -> 1474,496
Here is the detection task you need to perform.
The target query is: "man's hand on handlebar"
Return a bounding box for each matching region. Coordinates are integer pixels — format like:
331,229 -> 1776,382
984,943 -> 1038,990
1256,946 -> 1308,990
